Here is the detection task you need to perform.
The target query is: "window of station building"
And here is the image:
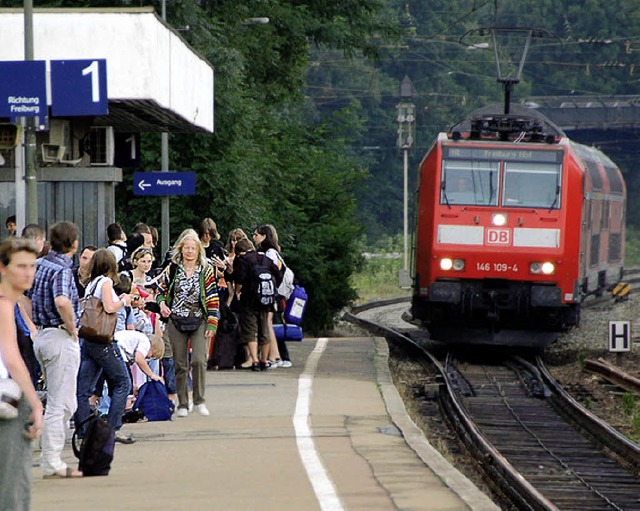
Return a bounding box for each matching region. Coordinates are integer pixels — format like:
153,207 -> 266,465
502,161 -> 561,209
441,159 -> 499,206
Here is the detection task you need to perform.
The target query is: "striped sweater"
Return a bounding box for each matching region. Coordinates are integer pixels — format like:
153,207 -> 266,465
156,262 -> 219,332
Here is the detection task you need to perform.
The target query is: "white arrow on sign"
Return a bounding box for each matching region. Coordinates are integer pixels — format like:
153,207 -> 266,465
138,180 -> 151,191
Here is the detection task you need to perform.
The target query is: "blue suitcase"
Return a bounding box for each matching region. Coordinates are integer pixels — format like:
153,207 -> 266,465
284,285 -> 307,325
273,324 -> 303,341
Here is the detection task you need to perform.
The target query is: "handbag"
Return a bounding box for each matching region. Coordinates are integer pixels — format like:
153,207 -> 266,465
171,314 -> 204,333
79,277 -> 117,344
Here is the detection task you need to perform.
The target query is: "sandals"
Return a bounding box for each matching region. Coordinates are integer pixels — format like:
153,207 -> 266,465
43,467 -> 83,479
115,432 -> 136,444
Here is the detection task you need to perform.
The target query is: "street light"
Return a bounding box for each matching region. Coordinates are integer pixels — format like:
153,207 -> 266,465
396,75 -> 415,289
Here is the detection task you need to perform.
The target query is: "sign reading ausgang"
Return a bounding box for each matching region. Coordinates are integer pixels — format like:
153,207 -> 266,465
133,171 -> 196,196
0,61 -> 46,117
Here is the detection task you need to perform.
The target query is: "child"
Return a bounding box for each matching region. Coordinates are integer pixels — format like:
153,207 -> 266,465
114,285 -> 164,393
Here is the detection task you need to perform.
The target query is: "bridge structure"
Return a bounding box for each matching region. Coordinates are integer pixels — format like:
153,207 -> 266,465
524,95 -> 640,160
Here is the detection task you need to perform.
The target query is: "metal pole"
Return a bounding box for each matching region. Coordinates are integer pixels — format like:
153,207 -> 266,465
161,134 -> 169,255
403,147 -> 408,271
24,0 -> 37,224
160,0 -> 170,257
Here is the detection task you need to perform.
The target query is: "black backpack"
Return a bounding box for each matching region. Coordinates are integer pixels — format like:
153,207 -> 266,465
72,414 -> 115,476
251,254 -> 282,307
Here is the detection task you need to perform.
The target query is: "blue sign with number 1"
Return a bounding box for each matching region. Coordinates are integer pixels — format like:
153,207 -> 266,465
51,59 -> 108,116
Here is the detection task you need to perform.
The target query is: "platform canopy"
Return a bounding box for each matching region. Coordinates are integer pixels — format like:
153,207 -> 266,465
0,7 -> 214,133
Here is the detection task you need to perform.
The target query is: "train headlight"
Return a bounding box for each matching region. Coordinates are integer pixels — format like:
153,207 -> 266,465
440,258 -> 453,271
541,262 -> 555,275
491,213 -> 507,226
530,262 -> 555,275
439,258 -> 465,271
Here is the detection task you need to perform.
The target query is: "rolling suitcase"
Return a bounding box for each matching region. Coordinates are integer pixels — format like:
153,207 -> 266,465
210,330 -> 239,369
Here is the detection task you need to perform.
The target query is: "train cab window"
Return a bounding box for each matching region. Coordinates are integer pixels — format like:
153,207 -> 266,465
441,159 -> 499,206
502,162 -> 561,209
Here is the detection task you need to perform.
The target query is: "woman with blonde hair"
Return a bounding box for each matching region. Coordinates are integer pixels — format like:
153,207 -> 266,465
156,229 -> 219,417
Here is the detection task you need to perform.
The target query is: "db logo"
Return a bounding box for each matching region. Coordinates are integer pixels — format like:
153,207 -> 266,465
486,228 -> 511,245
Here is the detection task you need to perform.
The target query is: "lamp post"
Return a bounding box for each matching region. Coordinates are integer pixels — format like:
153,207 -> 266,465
396,75 -> 415,289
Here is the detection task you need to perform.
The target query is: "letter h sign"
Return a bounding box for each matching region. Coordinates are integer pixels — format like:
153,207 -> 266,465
608,321 -> 631,352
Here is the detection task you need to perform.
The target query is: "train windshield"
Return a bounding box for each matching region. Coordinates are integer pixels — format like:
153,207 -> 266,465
441,160 -> 499,206
503,162 -> 561,209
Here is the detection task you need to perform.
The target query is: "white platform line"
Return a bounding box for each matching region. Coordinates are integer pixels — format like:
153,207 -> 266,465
293,337 -> 345,511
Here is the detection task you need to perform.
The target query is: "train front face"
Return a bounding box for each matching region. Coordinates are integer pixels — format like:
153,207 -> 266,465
412,137 -> 581,346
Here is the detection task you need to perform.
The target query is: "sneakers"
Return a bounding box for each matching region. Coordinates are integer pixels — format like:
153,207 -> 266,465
259,361 -> 273,371
176,408 -> 189,418
195,404 -> 210,416
281,360 -> 292,368
269,359 -> 283,368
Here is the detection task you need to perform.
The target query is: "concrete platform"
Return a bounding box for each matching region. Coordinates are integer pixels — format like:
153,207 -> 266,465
31,337 -> 498,511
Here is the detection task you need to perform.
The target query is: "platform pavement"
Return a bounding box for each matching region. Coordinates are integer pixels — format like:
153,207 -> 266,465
30,337 -> 499,511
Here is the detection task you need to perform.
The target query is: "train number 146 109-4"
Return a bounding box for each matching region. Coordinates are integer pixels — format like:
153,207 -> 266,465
476,262 -> 518,272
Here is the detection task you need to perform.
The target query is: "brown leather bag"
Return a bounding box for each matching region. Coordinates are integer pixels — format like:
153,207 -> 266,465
79,278 -> 117,344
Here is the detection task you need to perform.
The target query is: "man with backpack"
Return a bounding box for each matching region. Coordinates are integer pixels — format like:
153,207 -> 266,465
232,238 -> 282,371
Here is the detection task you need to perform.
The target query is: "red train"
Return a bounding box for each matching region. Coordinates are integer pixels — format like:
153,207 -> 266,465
411,104 -> 626,346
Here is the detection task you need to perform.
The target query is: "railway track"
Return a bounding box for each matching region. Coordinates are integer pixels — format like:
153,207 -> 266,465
346,301 -> 640,510
444,354 -> 640,510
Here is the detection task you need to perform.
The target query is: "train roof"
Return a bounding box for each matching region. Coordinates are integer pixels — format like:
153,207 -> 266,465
449,103 -> 566,142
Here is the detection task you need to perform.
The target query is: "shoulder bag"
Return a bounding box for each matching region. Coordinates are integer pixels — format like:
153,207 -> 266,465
79,277 -> 117,344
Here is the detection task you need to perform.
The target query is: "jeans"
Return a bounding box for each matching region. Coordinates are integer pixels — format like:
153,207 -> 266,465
33,327 -> 80,476
161,356 -> 176,395
75,340 -> 130,436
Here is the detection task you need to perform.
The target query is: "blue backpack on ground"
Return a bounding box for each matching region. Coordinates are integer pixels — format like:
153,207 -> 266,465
284,285 -> 307,325
133,380 -> 174,421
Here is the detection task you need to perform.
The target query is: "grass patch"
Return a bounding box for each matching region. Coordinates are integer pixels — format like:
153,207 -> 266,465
352,253 -> 411,304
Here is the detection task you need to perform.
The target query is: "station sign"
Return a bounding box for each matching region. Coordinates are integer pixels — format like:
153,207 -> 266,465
0,61 -> 46,118
133,171 -> 196,196
50,59 -> 108,116
608,321 -> 631,352
114,132 -> 140,168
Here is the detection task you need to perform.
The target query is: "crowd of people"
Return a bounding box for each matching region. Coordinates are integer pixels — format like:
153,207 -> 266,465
0,216 -> 296,509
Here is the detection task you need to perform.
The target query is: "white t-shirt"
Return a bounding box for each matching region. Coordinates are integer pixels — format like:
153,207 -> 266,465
107,243 -> 127,264
114,329 -> 151,361
0,353 -> 9,379
86,275 -> 119,303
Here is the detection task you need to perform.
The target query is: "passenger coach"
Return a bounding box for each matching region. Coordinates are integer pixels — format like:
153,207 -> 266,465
411,105 -> 626,346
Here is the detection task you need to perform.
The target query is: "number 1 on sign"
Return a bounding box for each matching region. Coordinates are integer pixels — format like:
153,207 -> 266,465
82,61 -> 100,103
